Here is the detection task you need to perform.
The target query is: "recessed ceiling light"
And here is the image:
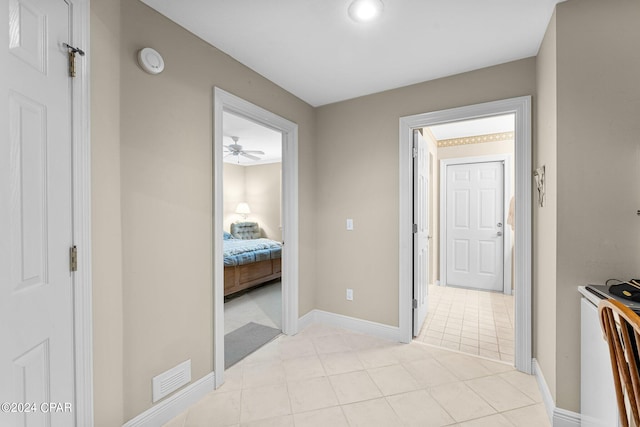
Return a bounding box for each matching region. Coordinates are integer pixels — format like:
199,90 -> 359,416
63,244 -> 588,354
348,0 -> 384,23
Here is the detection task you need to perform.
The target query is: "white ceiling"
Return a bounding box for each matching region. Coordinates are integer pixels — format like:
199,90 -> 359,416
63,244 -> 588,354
428,114 -> 514,141
141,0 -> 562,107
223,112 -> 282,166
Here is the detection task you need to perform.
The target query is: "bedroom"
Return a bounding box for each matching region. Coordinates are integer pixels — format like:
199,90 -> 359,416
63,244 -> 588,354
222,111 -> 284,365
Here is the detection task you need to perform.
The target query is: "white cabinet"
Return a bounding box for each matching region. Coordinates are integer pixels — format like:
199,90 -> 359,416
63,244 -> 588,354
580,295 -> 619,427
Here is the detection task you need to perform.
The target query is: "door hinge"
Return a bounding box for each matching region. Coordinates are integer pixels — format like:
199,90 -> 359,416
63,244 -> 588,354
412,147 -> 418,158
412,224 -> 418,233
412,299 -> 418,309
70,245 -> 78,272
63,43 -> 85,78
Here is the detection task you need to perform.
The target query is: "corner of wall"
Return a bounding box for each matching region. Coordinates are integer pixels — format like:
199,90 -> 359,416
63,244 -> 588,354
90,0 -> 125,424
533,5 -> 558,404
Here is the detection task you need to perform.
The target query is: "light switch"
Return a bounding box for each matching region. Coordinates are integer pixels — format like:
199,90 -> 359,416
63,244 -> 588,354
346,218 -> 354,230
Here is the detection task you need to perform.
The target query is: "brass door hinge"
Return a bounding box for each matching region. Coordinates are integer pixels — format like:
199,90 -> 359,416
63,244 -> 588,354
70,245 -> 78,272
63,43 -> 85,78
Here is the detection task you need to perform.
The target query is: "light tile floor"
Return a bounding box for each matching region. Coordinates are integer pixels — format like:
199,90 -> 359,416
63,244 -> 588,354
415,285 -> 515,364
164,323 -> 549,427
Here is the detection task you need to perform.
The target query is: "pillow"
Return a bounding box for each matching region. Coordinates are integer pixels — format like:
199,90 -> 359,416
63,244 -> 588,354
223,231 -> 234,240
231,222 -> 261,240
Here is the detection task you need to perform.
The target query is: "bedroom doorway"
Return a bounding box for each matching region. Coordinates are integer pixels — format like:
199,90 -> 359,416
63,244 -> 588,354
399,96 -> 532,374
222,112 -> 283,369
213,88 -> 299,388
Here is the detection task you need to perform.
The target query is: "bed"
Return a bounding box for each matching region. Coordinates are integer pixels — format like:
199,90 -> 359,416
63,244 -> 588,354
223,222 -> 282,297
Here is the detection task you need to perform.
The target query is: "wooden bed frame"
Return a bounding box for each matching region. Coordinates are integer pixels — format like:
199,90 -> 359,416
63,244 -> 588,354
224,258 -> 281,297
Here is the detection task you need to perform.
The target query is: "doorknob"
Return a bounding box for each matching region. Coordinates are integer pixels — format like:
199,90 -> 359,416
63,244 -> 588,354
497,222 -> 503,228
497,231 -> 503,237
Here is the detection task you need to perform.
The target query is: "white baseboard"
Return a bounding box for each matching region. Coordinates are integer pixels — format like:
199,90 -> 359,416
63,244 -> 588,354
297,309 -> 315,332
122,372 -> 215,427
533,359 -> 581,427
298,309 -> 402,342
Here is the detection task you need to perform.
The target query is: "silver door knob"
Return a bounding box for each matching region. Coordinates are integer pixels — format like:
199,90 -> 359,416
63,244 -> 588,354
497,231 -> 503,237
497,222 -> 503,228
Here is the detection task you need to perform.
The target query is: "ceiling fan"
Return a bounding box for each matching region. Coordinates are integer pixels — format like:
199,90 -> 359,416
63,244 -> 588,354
224,136 -> 265,162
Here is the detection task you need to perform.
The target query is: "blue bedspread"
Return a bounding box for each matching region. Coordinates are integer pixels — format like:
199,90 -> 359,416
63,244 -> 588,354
223,238 -> 282,267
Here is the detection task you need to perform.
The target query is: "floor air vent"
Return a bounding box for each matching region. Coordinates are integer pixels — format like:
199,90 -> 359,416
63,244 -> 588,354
152,359 -> 191,402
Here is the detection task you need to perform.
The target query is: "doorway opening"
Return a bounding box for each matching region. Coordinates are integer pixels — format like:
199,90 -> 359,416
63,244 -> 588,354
222,111 -> 283,368
213,88 -> 299,387
399,96 -> 532,374
415,115 -> 516,364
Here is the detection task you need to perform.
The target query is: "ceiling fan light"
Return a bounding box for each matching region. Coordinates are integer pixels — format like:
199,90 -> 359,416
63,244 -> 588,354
348,0 -> 383,23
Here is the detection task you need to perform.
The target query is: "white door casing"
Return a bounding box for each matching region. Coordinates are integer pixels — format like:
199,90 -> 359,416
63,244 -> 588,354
213,88 -> 299,388
443,160 -> 505,292
399,96 -> 532,374
412,130 -> 429,336
1,0 -> 76,425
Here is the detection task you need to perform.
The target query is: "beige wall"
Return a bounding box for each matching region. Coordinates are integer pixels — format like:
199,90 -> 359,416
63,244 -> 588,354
223,163 -> 245,232
437,139 -> 514,161
223,162 -> 283,241
554,0 -> 640,412
534,0 -> 640,412
315,58 -> 536,326
91,0 -> 316,422
245,163 -> 283,242
534,10 -> 558,403
91,0 -> 124,425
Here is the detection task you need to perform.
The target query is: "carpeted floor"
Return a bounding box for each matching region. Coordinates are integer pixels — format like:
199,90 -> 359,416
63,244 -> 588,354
224,281 -> 281,335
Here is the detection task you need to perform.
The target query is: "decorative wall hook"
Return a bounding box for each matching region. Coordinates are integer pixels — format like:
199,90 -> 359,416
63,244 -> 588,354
533,166 -> 545,207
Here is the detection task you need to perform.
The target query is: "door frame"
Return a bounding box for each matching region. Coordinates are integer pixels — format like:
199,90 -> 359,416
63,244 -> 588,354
439,154 -> 513,295
213,88 -> 299,388
399,96 -> 532,374
69,0 -> 93,424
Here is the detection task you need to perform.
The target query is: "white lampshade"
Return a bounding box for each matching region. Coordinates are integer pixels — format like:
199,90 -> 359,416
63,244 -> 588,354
235,202 -> 251,218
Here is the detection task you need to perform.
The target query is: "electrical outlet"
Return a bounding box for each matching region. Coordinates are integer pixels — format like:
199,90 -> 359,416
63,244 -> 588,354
346,288 -> 353,301
346,218 -> 354,230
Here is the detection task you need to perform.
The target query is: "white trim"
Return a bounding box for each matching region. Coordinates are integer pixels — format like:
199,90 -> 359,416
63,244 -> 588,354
399,96 -> 533,373
554,408 -> 582,427
533,359 -> 582,427
297,310 -> 315,332
70,0 -> 93,425
439,154 -> 513,295
533,358 -> 555,422
122,373 -> 215,427
297,309 -> 402,342
213,88 -> 299,388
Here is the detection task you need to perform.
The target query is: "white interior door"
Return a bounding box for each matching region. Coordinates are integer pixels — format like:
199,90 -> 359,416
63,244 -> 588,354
445,161 -> 504,291
0,0 -> 75,424
413,130 -> 429,336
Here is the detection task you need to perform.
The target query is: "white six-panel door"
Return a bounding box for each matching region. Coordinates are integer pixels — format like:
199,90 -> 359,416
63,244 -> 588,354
445,161 -> 504,291
0,0 -> 75,425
